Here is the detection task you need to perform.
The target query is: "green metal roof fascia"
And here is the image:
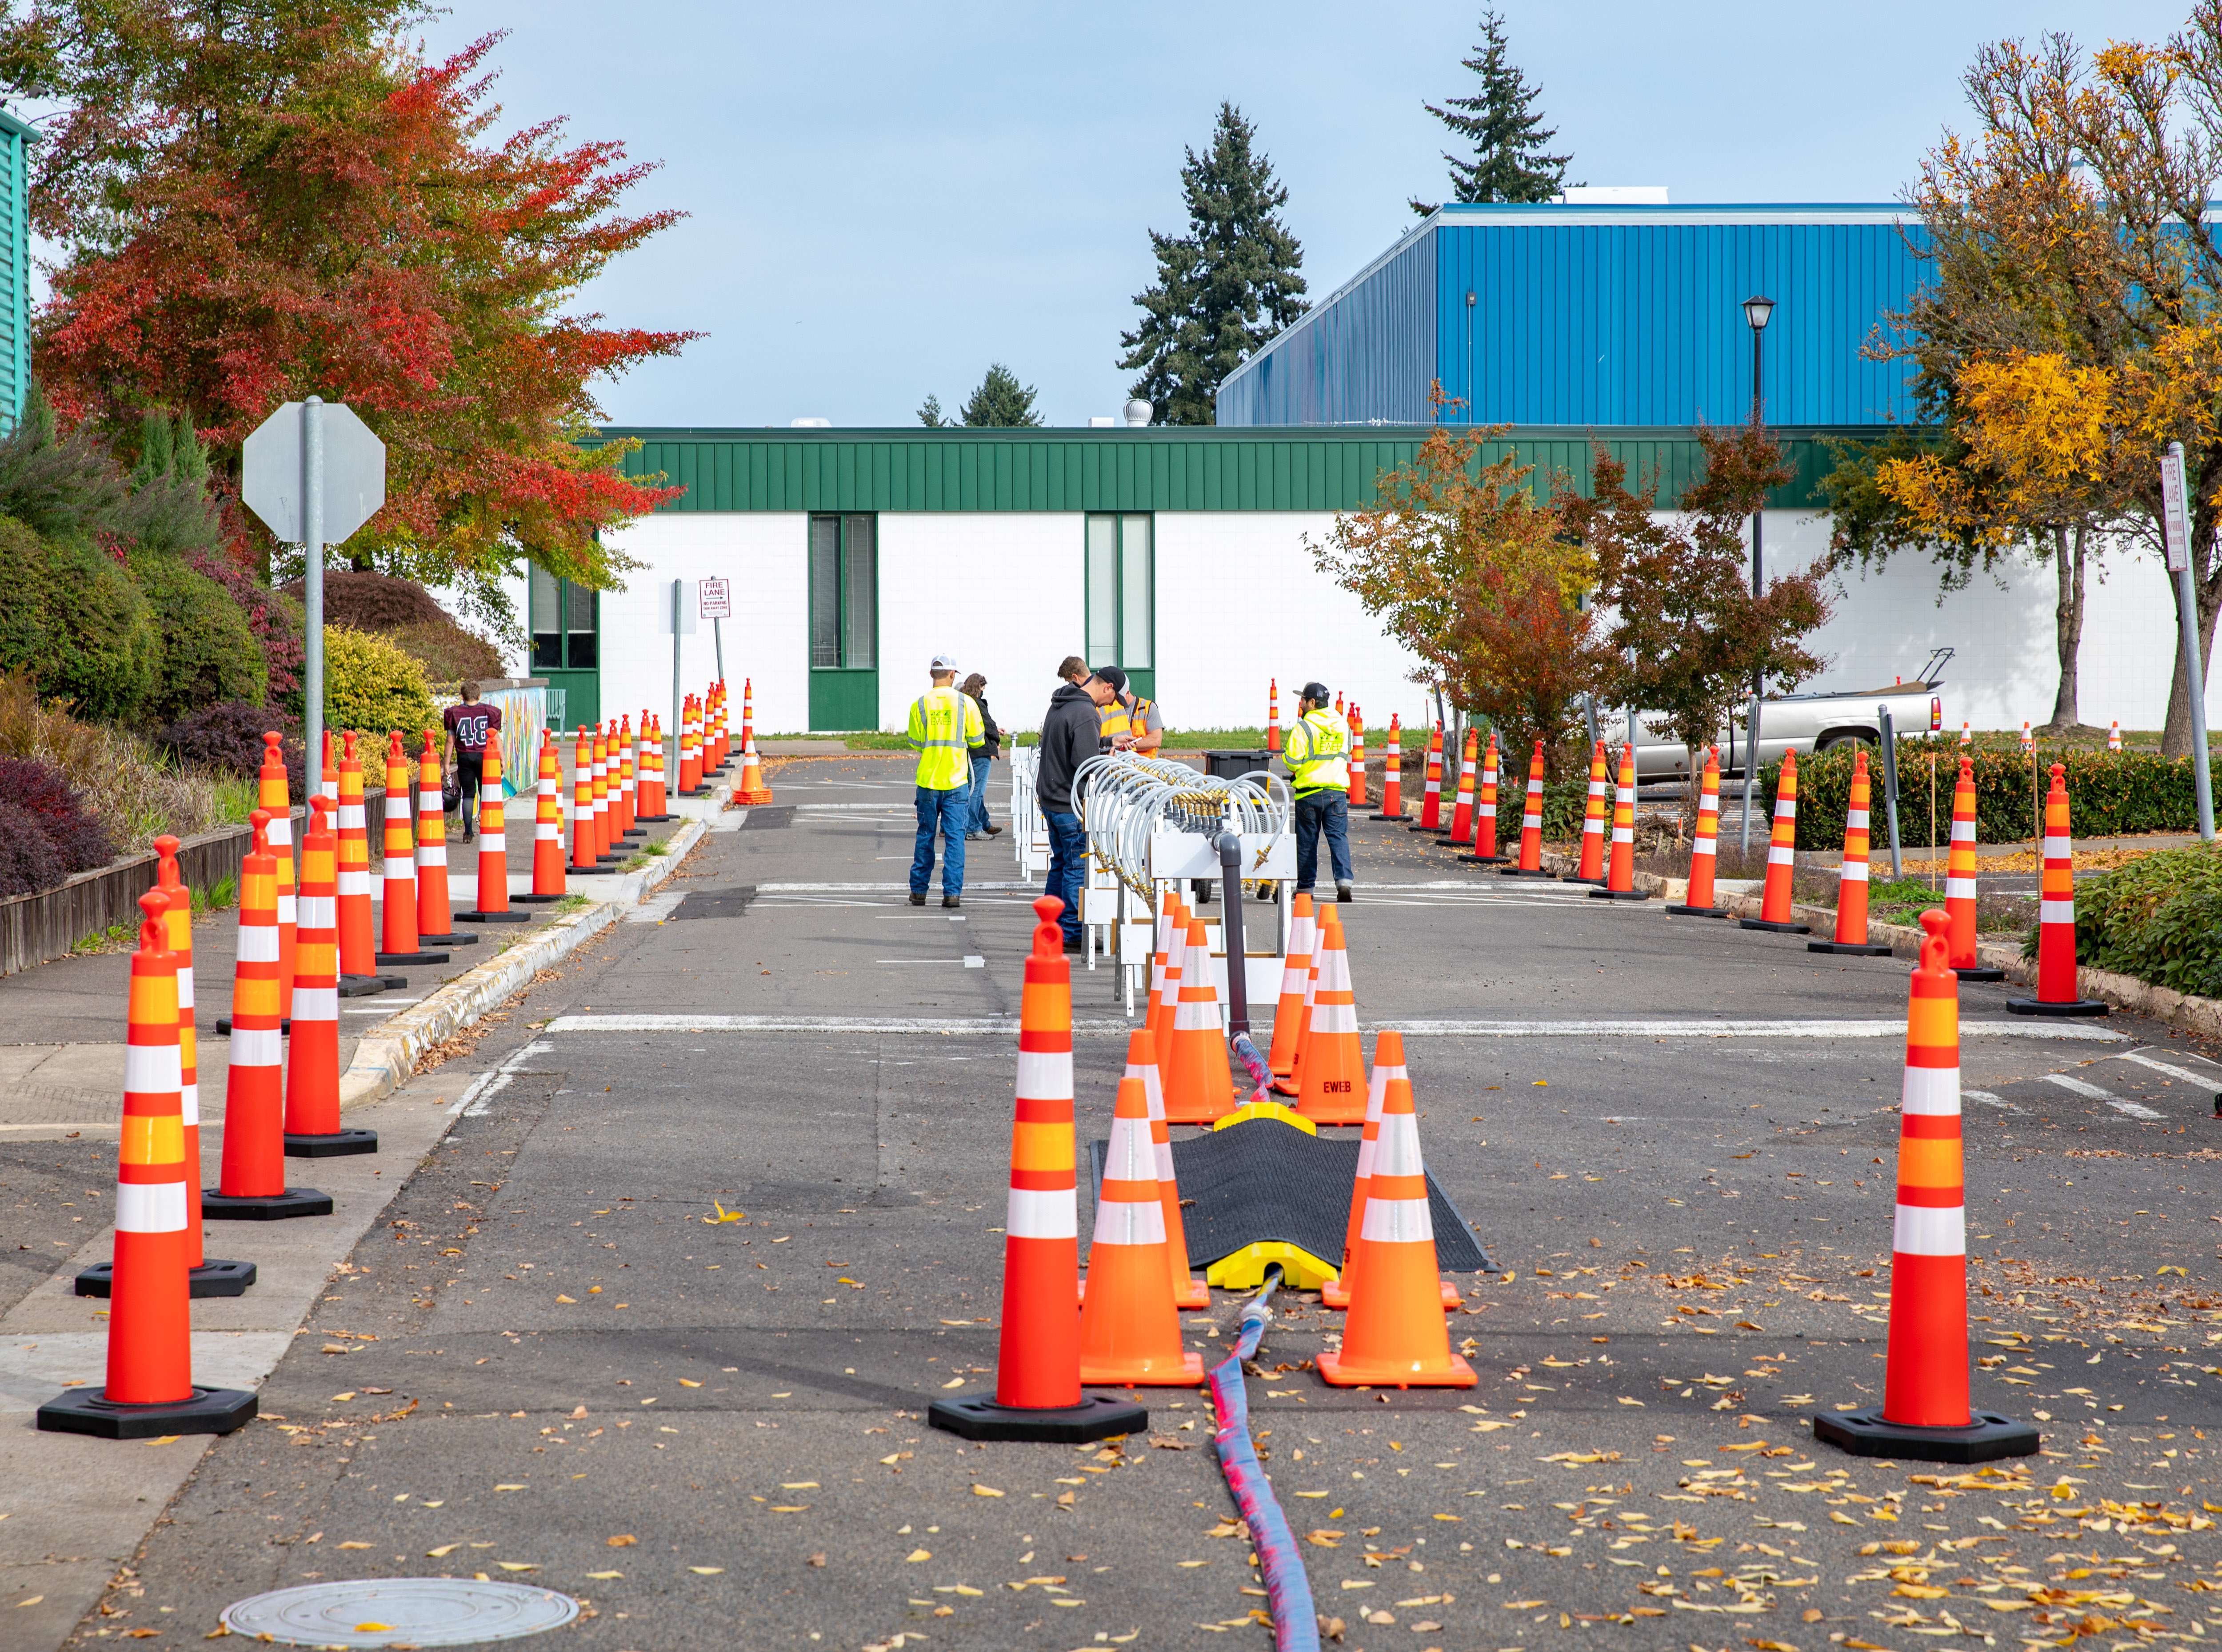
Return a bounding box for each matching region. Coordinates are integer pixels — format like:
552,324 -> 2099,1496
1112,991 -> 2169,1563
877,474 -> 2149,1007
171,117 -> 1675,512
0,108 -> 42,144
592,424 -> 1907,514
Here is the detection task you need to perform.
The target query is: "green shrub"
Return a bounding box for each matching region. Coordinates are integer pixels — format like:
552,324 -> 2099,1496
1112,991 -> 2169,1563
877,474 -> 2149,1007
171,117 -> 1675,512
135,552 -> 266,721
388,617 -> 503,685
324,625 -> 437,740
2062,840 -> 2222,998
1760,742 -> 2222,851
39,532 -> 158,720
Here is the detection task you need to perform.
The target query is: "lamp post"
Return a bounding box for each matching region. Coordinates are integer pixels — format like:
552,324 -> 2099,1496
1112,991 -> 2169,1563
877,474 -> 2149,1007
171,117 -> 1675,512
1738,294 -> 1775,855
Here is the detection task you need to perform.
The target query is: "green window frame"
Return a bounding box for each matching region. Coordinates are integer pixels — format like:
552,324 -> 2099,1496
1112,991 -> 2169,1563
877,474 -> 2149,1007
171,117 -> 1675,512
809,513 -> 877,669
1084,512 -> 1153,700
530,564 -> 599,671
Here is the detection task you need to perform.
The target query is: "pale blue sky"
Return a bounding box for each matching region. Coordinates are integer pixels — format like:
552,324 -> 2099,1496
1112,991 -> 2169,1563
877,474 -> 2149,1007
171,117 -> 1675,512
414,0 -> 2185,430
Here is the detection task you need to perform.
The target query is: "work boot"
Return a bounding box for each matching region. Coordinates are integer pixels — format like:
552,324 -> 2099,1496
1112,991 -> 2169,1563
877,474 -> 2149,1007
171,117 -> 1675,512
942,895 -> 962,909
985,823 -> 1003,836
1337,881 -> 1355,903
965,832 -> 985,842
909,892 -> 926,907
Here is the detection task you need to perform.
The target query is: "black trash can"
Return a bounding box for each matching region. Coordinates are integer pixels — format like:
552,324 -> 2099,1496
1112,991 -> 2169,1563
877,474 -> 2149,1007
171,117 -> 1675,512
1203,749 -> 1273,780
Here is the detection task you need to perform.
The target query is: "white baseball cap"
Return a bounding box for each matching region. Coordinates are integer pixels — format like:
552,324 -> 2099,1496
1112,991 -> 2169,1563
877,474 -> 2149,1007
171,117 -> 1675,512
931,653 -> 959,671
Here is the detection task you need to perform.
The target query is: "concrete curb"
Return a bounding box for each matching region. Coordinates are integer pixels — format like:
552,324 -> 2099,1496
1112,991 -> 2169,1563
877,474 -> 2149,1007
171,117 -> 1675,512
336,812 -> 712,1111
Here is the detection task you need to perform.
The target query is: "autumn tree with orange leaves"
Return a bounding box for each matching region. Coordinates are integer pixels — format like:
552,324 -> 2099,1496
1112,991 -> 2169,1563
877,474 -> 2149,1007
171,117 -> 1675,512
4,1 -> 693,622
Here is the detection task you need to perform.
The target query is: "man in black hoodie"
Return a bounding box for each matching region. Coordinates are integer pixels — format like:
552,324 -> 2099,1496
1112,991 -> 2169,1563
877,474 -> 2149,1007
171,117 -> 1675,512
1036,664 -> 1114,949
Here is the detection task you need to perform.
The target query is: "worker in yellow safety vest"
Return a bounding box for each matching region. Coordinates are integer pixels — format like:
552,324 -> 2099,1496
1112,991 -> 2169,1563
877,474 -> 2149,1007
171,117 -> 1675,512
1285,680 -> 1352,903
1093,666 -> 1162,756
907,653 -> 985,909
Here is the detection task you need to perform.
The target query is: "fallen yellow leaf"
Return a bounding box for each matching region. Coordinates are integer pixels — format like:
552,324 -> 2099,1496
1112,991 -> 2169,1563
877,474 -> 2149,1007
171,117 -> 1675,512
941,1377 -> 967,1388
689,1566 -> 724,1575
336,1542 -> 372,1550
329,1392 -> 356,1403
426,1545 -> 460,1558
907,1549 -> 932,1563
606,1535 -> 636,1547
583,1571 -> 622,1580
555,1295 -> 577,1304
973,1484 -> 1005,1497
679,1378 -> 702,1387
495,1563 -> 537,1572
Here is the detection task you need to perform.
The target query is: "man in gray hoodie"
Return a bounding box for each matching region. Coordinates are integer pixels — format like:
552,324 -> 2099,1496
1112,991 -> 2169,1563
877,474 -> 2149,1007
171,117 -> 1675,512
1035,665 -> 1113,949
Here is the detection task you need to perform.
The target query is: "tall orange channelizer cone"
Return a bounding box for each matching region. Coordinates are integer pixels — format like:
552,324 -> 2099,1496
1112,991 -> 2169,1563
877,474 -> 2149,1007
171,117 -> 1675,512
679,696 -> 705,796
1371,713 -> 1409,820
1590,743 -> 1650,902
1265,679 -> 1281,753
257,732 -> 298,1022
1941,756 -> 2004,981
1740,748 -> 1812,936
37,892 -> 258,1440
929,898 -> 1147,1442
1410,721 -> 1446,832
1316,1077 -> 1476,1390
1266,893 -> 1316,1086
1468,732 -> 1506,863
2108,720 -> 2122,752
204,811 -> 331,1221
460,732 -> 528,924
1666,747 -> 1732,916
614,715 -> 639,839
1569,740 -> 1610,884
1295,907 -> 1365,1125
1162,919 -> 1235,1125
635,712 -> 671,821
320,727 -> 339,807
1275,897 -> 1325,1097
1145,894 -> 1186,1070
2008,764 -> 2108,1016
1346,707 -> 1367,807
1322,1032 -> 1460,1311
568,727 -> 617,878
514,732 -> 567,904
376,732 -> 446,964
1814,910 -> 2038,1462
1811,750 -> 1894,956
1500,739 -> 1553,877
285,796 -> 377,1159
415,731 -> 474,947
1440,727 -> 1479,848
333,732 -> 388,989
591,723 -> 615,861
1078,1077 -> 1205,1384
1125,1030 -> 1208,1309
743,677 -> 759,759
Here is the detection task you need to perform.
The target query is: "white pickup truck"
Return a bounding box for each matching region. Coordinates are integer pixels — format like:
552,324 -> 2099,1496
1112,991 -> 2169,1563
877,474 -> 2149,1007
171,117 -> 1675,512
1605,649 -> 1951,780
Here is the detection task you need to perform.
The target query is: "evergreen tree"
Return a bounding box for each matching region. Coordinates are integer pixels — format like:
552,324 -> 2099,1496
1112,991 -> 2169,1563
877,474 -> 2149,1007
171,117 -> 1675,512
1119,102 -> 1307,425
1409,10 -> 1572,214
917,393 -> 947,428
959,364 -> 1043,427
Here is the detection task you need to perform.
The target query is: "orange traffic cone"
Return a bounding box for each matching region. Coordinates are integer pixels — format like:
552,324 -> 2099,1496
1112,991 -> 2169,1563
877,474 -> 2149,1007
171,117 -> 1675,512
930,897 -> 1145,1441
2108,720 -> 2121,752
1316,1076 -> 1476,1390
1814,909 -> 2037,1462
569,728 -> 616,877
1162,919 -> 1234,1124
1272,896 -> 1323,1098
415,732 -> 474,948
1500,740 -> 1553,877
1570,740 -> 1609,884
635,712 -> 669,821
37,891 -> 258,1439
1266,679 -> 1281,754
1811,750 -> 1894,955
514,731 -> 567,903
614,714 -> 639,839
736,727 -> 774,804
1666,747 -> 1732,916
743,678 -> 759,761
1146,894 -> 1185,1069
319,727 -> 338,807
461,730 -> 528,924
1590,743 -> 1649,902
2008,764 -> 2107,1016
1322,1032 -> 1459,1311
1411,721 -> 1445,832
1346,706 -> 1367,807
1740,748 -> 1812,935
1958,722 -> 1971,748
1441,727 -> 1478,847
1127,1029 -> 1207,1308
679,696 -> 705,795
1266,893 -> 1316,1085
375,733 -> 429,963
286,796 -> 376,1158
205,811 -> 330,1221
592,723 -> 615,860
1371,714 -> 1408,820
332,732 -> 380,984
1078,1077 -> 1205,1384
2019,720 -> 2033,755
1941,756 -> 2003,981
1295,906 -> 1365,1125
256,732 -> 298,1022
1468,732 -> 1506,863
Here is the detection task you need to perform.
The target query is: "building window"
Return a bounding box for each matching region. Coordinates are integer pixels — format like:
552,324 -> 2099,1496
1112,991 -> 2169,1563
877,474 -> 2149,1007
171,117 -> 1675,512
530,564 -> 598,670
1084,513 -> 1152,672
810,513 -> 876,669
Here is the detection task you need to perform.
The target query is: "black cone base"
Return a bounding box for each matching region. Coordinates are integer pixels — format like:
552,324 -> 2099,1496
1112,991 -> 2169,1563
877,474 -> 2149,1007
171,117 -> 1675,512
510,892 -> 564,904
339,973 -> 407,997
373,950 -> 450,966
1434,838 -> 1477,850
202,1186 -> 334,1220
1499,867 -> 1554,877
1813,1405 -> 2039,1464
1810,939 -> 1896,956
416,932 -> 480,947
1954,966 -> 2007,982
634,813 -> 675,824
1740,917 -> 1812,934
1664,904 -> 1733,918
595,853 -> 624,864
75,1258 -> 256,1298
38,1384 -> 257,1439
1588,888 -> 1651,901
286,1128 -> 379,1158
212,1017 -> 289,1036
679,788 -> 713,798
928,1391 -> 1149,1443
1407,824 -> 1448,834
1369,811 -> 1411,822
1467,853 -> 1509,865
567,864 -> 621,876
456,910 -> 533,924
2006,996 -> 2109,1016
1563,875 -> 1607,887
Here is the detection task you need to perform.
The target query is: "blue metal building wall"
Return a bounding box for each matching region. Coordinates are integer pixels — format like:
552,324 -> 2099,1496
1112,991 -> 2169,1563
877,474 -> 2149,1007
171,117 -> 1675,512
1220,205 -> 1929,430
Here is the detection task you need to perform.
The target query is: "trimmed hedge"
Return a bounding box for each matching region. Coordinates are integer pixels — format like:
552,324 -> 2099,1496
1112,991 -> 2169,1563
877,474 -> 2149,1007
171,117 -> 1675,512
2062,840 -> 2222,999
324,626 -> 437,740
136,553 -> 267,722
1759,743 -> 2222,851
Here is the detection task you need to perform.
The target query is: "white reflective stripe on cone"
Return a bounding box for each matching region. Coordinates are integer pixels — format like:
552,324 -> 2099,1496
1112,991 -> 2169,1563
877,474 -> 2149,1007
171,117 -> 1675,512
339,806 -> 364,828
2044,836 -> 2070,857
1692,839 -> 1716,856
484,826 -> 506,850
292,987 -> 340,1020
1892,1203 -> 1965,1256
1900,1065 -> 1960,1116
337,872 -> 372,895
1479,804 -> 1495,818
1310,1001 -> 1359,1034
1944,877 -> 1977,900
267,820 -> 293,846
1006,1185 -> 1078,1240
238,927 -> 281,963
1013,1051 -> 1071,1100
1523,812 -> 1542,829
1841,860 -> 1869,882
1104,1118 -> 1152,1181
1768,845 -> 1794,864
1360,1196 -> 1434,1244
1612,828 -> 1633,844
417,847 -> 444,868
1847,808 -> 1870,828
1174,999 -> 1218,1029
536,822 -> 558,840
276,894 -> 298,922
299,896 -> 335,928
1094,1197 -> 1167,1246
1951,820 -> 1976,841
2040,900 -> 2075,924
116,1181 -> 188,1233
1774,800 -> 1795,817
175,965 -> 194,1008
124,1046 -> 181,1092
181,1084 -> 198,1126
233,1027 -> 284,1064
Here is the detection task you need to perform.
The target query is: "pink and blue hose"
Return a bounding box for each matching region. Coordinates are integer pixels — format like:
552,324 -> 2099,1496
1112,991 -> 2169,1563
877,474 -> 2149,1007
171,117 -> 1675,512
1208,1267 -> 1319,1652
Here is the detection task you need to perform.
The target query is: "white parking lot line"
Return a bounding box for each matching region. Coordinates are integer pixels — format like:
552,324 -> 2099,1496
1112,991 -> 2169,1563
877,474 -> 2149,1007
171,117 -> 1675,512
2042,1071 -> 2165,1118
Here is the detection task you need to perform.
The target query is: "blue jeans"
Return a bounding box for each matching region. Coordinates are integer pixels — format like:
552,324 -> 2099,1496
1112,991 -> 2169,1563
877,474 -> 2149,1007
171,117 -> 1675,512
1043,808 -> 1086,940
967,756 -> 993,832
1295,791 -> 1352,890
911,783 -> 970,896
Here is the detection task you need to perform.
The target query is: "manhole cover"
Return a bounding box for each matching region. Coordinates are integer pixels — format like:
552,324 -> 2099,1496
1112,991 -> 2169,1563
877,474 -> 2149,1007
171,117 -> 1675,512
672,885 -> 757,919
220,1579 -> 579,1647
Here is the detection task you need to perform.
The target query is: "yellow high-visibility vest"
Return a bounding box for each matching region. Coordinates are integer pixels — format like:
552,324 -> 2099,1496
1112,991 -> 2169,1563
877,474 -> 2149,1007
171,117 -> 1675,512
907,686 -> 984,790
1285,708 -> 1348,796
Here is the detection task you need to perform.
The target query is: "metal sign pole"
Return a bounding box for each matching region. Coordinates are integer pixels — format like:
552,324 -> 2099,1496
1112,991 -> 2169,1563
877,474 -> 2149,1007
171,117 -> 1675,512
303,396 -> 324,795
669,578 -> 683,776
1877,706 -> 1904,880
713,616 -> 724,682
2163,441 -> 2215,840
1739,693 -> 1762,858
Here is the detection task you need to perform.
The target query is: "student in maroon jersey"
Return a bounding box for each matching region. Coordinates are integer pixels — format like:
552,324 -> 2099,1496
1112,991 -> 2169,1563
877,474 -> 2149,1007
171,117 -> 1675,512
441,683 -> 502,843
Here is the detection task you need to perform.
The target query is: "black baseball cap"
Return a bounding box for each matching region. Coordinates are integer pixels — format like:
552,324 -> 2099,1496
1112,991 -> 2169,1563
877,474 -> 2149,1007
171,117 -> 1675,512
1299,681 -> 1330,703
1094,665 -> 1127,692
